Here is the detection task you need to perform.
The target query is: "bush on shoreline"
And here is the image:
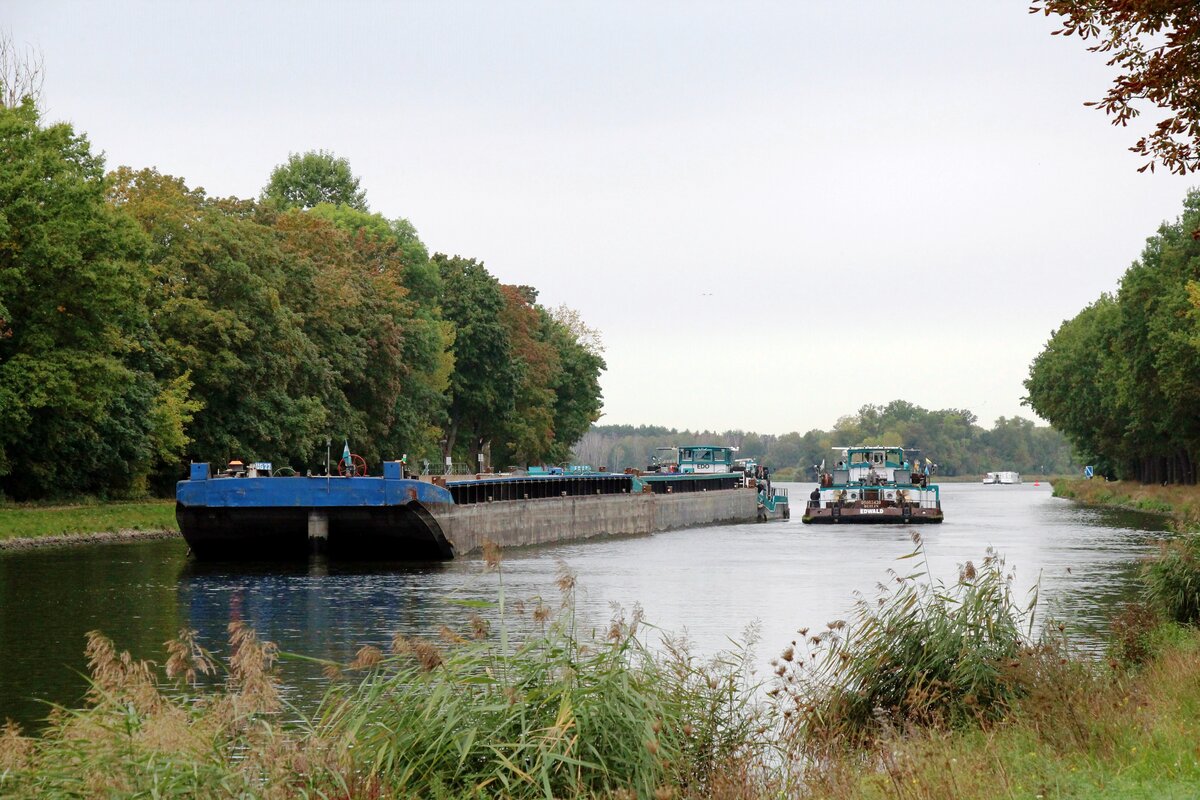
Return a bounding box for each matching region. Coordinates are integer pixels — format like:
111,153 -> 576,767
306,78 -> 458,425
1052,478 -> 1200,530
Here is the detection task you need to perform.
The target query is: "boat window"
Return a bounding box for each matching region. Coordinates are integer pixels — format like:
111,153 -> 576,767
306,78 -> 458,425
696,449 -> 712,462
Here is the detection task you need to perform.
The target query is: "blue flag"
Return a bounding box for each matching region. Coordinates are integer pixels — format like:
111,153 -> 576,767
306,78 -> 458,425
343,440 -> 352,469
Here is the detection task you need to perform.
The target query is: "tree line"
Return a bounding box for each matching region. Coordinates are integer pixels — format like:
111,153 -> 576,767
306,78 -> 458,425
1025,190 -> 1200,484
0,100 -> 604,500
575,401 -> 1075,479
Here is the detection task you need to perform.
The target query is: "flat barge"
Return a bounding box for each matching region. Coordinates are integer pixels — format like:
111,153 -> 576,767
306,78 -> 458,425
177,449 -> 787,561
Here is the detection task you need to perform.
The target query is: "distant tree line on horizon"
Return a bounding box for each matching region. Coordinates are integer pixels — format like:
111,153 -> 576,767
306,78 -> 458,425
0,99 -> 604,500
1025,189 -> 1200,484
575,400 -> 1076,480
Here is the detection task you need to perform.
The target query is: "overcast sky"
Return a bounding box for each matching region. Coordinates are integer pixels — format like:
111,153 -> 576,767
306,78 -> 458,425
9,2 -> 1195,434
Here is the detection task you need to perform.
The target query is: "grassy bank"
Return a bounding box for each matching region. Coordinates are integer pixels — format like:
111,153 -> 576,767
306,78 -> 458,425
4,537 -> 1200,798
0,500 -> 177,543
1052,478 -> 1200,530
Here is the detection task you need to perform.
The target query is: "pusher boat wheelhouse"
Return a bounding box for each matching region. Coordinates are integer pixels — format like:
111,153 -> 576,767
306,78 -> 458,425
802,446 -> 943,524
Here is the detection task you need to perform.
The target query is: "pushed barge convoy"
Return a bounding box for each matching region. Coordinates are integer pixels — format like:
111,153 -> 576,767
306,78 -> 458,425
177,447 -> 788,561
802,446 -> 942,525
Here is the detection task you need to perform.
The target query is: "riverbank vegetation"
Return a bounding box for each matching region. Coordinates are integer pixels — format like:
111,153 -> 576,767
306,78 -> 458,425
577,400 -> 1075,479
4,533 -> 1199,798
0,500 -> 176,543
0,99 -> 604,502
1053,478 -> 1200,531
1026,189 -> 1200,485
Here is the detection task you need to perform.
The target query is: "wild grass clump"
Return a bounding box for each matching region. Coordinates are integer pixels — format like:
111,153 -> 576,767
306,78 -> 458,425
775,535 -> 1038,752
1141,534 -> 1200,625
0,547 -> 771,799
0,622 -> 341,799
317,560 -> 770,799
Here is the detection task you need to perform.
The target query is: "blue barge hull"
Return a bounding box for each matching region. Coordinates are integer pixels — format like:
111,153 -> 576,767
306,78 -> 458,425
176,463 -> 761,561
176,462 -> 455,560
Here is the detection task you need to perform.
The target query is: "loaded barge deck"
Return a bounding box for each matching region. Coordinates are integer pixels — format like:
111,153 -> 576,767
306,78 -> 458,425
176,460 -> 775,561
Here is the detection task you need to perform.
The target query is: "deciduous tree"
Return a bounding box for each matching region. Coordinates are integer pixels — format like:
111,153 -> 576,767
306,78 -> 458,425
262,150 -> 368,211
1031,1 -> 1200,174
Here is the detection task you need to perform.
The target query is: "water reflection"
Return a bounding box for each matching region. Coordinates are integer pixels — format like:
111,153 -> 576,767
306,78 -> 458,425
0,482 -> 1171,729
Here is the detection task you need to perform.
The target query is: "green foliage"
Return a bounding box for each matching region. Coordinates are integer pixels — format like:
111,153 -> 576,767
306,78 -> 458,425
1142,535 -> 1200,625
261,149 -> 368,211
0,574 -> 766,799
1026,189 -> 1200,484
434,254 -> 520,463
1,101 -> 605,499
321,601 -> 762,798
0,101 -> 162,499
779,541 -> 1037,749
110,168 -> 333,471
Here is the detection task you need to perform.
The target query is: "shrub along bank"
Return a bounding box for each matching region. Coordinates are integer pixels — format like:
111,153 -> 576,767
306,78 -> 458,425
3,536 -> 1200,798
1052,477 -> 1200,530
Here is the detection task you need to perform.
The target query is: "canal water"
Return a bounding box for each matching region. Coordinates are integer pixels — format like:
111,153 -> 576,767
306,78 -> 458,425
0,483 -> 1170,730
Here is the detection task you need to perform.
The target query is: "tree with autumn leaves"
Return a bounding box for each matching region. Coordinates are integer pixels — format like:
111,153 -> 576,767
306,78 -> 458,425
0,104 -> 605,499
1033,1 -> 1200,174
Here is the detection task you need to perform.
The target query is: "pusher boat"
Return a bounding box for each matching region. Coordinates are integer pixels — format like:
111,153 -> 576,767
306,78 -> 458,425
802,445 -> 942,524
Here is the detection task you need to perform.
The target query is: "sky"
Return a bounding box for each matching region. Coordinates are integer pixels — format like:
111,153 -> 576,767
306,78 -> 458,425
8,1 -> 1195,435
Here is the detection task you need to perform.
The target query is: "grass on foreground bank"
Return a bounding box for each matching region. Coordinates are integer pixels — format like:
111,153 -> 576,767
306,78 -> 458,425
1052,478 -> 1200,530
0,499 -> 177,542
4,535 -> 1200,799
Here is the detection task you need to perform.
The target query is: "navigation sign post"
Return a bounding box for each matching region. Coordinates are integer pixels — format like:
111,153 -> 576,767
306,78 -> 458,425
1084,465 -> 1094,479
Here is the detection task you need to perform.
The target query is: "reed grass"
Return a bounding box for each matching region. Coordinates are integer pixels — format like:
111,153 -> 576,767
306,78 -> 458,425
0,546 -> 770,799
772,533 -> 1039,755
1140,534 -> 1200,625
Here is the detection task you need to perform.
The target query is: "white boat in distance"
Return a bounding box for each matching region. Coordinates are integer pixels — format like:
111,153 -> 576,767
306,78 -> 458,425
982,471 -> 1021,485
